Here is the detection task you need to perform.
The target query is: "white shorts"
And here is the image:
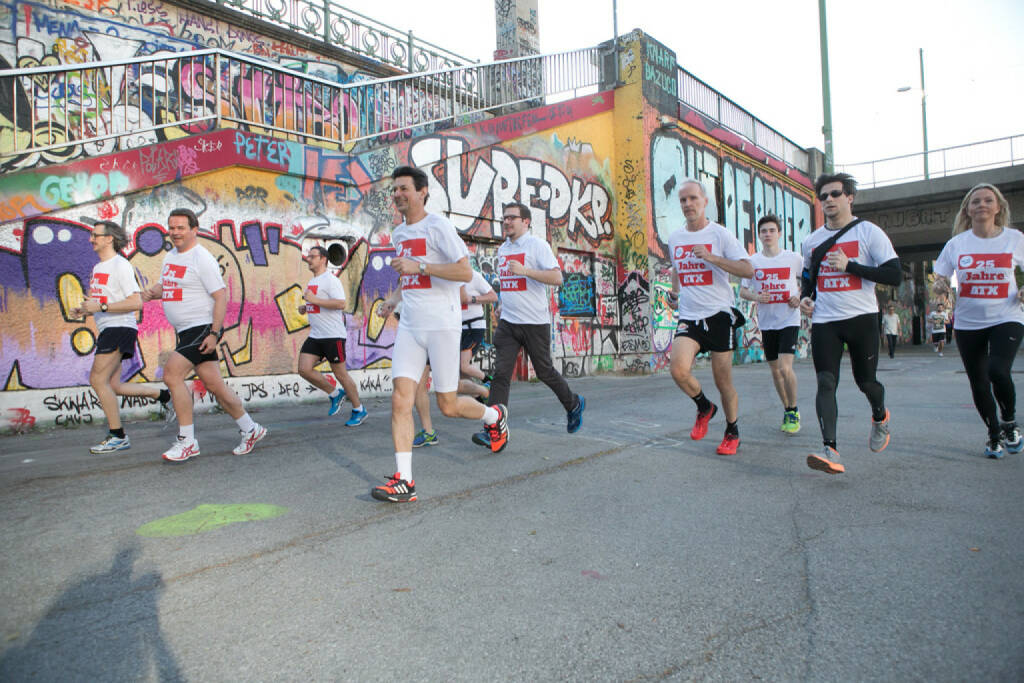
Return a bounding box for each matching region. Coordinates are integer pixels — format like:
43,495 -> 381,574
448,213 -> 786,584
391,327 -> 461,393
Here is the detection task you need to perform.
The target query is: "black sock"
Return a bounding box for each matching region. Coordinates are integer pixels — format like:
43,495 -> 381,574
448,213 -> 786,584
786,405 -> 798,413
158,389 -> 171,404
725,421 -> 739,437
824,440 -> 837,450
110,427 -> 126,439
873,408 -> 888,422
691,391 -> 712,414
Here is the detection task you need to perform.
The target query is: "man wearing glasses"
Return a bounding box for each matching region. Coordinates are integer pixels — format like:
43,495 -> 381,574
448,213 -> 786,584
141,208 -> 267,463
295,245 -> 367,426
472,202 -> 585,447
72,221 -> 172,454
799,173 -> 901,474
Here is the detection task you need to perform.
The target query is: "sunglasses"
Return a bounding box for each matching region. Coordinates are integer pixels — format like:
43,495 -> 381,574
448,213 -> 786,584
817,189 -> 845,201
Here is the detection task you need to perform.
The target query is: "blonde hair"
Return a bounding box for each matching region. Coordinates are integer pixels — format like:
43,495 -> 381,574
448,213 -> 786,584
952,183 -> 1011,236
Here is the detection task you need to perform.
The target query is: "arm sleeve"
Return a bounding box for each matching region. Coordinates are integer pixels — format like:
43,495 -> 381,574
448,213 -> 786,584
845,257 -> 901,286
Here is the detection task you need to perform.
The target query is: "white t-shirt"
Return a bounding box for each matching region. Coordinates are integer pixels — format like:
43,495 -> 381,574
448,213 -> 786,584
159,244 -> 226,332
498,233 -> 560,325
462,270 -> 493,329
741,250 -> 802,330
90,254 -> 139,332
882,313 -> 899,336
801,220 -> 897,324
305,271 -> 347,339
934,228 -> 1024,330
667,221 -> 749,320
930,310 -> 949,333
392,213 -> 469,331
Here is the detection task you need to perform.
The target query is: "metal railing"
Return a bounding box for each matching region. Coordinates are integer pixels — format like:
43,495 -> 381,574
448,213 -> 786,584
0,46 -> 601,166
205,0 -> 473,73
677,67 -> 809,172
837,135 -> 1024,188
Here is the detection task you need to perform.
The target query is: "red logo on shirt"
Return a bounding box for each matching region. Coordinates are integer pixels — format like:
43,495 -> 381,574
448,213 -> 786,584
401,274 -> 432,290
959,252 -> 1013,298
678,271 -> 712,287
163,264 -> 186,279
398,238 -> 427,258
817,242 -> 862,292
673,244 -> 713,287
162,287 -> 183,302
499,253 -> 527,292
306,284 -> 320,314
757,267 -> 792,303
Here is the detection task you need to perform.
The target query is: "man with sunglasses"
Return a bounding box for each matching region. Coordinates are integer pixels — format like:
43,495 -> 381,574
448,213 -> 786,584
72,221 -> 173,454
799,173 -> 901,474
296,245 -> 367,426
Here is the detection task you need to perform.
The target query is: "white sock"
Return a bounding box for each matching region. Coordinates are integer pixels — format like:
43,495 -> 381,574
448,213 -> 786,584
396,452 -> 413,482
329,388 -> 341,398
236,413 -> 256,433
482,406 -> 499,425
179,424 -> 195,440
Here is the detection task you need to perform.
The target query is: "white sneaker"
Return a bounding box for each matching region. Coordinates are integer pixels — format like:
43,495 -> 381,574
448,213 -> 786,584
233,424 -> 267,455
162,436 -> 200,463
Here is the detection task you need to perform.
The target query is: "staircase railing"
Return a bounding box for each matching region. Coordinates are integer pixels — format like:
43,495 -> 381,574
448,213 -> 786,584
0,46 -> 602,168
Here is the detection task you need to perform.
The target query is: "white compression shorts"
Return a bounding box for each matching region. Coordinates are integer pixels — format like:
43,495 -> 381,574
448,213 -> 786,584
391,327 -> 461,393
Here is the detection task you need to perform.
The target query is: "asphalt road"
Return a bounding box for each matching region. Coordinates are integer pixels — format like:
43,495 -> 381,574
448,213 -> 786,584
1,346 -> 1022,681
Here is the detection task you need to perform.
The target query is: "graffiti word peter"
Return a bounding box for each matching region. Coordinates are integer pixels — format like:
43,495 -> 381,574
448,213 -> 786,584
673,244 -> 712,287
40,171 -> 130,206
233,132 -> 291,167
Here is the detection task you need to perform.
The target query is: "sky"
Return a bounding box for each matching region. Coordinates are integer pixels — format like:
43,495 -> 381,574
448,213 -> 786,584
338,0 -> 1024,168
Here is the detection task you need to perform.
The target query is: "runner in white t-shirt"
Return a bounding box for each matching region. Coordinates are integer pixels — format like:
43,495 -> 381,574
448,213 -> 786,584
295,245 -> 366,426
881,303 -> 900,359
372,166 -> 508,503
470,202 -> 586,448
666,179 -> 753,456
929,303 -> 949,356
738,214 -> 803,434
141,208 -> 266,463
70,220 -> 172,455
799,173 -> 900,474
933,182 -> 1024,459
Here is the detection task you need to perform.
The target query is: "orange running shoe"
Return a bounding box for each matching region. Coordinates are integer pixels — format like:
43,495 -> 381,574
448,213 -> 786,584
806,446 -> 845,474
371,472 -> 416,502
485,404 -> 509,453
716,433 -> 740,455
690,403 -> 718,440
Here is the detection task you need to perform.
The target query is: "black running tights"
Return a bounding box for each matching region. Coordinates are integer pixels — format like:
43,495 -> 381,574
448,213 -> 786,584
811,312 -> 887,444
955,322 -> 1023,439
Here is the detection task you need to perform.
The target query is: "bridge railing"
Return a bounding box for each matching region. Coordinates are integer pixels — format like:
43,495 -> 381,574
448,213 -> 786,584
204,0 -> 473,72
677,67 -> 809,172
0,46 -> 601,167
838,135 -> 1024,188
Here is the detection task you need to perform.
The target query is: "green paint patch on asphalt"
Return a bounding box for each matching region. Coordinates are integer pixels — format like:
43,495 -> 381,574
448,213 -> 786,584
136,504 -> 288,537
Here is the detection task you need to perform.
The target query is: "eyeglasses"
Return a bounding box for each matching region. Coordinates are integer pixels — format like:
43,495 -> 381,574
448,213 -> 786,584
91,232 -> 109,238
817,189 -> 845,201
501,215 -> 521,223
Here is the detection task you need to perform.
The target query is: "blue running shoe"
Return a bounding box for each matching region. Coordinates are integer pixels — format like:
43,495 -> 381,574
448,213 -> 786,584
1002,423 -> 1023,454
328,389 -> 347,417
986,436 -> 1005,459
567,395 -> 585,433
345,406 -> 368,427
413,429 -> 439,447
471,430 -> 490,447
90,434 -> 131,454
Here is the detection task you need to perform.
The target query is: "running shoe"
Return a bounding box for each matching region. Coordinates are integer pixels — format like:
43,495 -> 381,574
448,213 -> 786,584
485,404 -> 509,453
985,436 -> 1005,459
471,430 -> 490,447
371,472 -> 416,503
779,411 -> 790,432
328,389 -> 347,417
1001,422 -> 1023,454
567,395 -> 585,433
716,433 -> 740,455
869,409 -> 891,453
782,409 -> 801,434
345,407 -> 368,427
90,434 -> 131,454
232,424 -> 267,455
806,446 -> 844,474
690,403 -> 718,440
413,429 -> 439,447
160,399 -> 176,426
162,436 -> 200,463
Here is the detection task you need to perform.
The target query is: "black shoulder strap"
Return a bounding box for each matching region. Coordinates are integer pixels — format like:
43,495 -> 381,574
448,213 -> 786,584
808,218 -> 864,299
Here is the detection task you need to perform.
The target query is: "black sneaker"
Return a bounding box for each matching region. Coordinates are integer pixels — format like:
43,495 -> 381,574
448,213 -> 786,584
471,430 -> 490,447
566,395 -> 585,433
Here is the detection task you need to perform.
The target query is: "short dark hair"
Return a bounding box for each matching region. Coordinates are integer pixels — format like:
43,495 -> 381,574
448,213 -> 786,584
757,214 -> 782,232
391,165 -> 429,191
168,208 -> 199,228
307,245 -> 328,258
94,220 -> 128,251
814,172 -> 857,197
502,202 -> 532,220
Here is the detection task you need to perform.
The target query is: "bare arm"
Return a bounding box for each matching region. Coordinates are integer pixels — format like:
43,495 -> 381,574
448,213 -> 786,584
78,292 -> 143,315
198,288 -> 227,353
392,256 -> 472,283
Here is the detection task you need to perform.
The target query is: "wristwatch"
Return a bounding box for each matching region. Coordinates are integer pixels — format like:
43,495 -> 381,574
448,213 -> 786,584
100,303 -> 108,313
210,328 -> 222,340
471,295 -> 477,304
418,262 -> 426,275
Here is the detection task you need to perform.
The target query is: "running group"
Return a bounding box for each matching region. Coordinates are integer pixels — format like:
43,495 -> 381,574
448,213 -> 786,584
75,168 -> 1023,500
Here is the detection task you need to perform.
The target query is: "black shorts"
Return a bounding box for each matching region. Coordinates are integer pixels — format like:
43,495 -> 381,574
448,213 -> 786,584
95,327 -> 137,360
674,311 -> 734,354
301,336 -> 346,364
174,324 -> 219,366
931,331 -> 946,343
461,328 -> 485,352
762,326 -> 799,362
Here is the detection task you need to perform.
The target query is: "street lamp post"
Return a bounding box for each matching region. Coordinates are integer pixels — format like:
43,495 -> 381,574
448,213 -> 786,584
898,48 -> 929,179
